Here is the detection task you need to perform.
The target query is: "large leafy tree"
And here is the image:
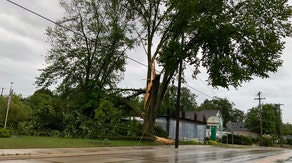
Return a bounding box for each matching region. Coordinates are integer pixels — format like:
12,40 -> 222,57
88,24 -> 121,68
245,104 -> 279,135
0,94 -> 31,128
198,97 -> 245,124
127,0 -> 291,134
159,86 -> 197,116
282,123 -> 292,135
36,0 -> 133,115
28,89 -> 65,132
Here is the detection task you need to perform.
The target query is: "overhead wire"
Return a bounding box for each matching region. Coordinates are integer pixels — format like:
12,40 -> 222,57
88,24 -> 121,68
6,0 -> 218,101
186,64 -> 218,97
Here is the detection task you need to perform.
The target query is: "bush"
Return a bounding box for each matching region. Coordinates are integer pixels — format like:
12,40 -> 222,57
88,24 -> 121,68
286,138 -> 292,145
222,134 -> 255,145
180,139 -> 201,145
154,125 -> 168,138
115,120 -> 143,137
0,128 -> 11,138
17,121 -> 35,136
207,140 -> 218,145
262,135 -> 273,147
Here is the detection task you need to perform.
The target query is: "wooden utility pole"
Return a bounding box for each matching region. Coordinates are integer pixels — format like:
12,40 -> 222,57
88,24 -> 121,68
254,92 -> 265,146
175,33 -> 185,149
275,103 -> 284,148
175,59 -> 182,149
0,88 -> 4,96
4,82 -> 13,129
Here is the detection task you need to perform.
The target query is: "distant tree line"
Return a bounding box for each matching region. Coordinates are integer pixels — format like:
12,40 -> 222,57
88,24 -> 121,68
1,87 -> 292,146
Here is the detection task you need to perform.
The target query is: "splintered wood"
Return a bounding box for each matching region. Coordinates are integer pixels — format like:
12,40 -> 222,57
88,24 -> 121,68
155,136 -> 175,145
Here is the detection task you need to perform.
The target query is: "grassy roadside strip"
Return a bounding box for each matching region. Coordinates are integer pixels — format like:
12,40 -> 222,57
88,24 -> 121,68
0,136 -> 161,149
1,136 -> 291,149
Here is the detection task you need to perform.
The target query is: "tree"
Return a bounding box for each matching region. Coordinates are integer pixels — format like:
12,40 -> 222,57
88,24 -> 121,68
28,89 -> 65,132
159,86 -> 197,116
282,123 -> 292,135
127,0 -> 291,134
36,0 -> 133,116
245,104 -> 279,135
0,94 -> 31,129
94,98 -> 122,134
198,97 -> 244,125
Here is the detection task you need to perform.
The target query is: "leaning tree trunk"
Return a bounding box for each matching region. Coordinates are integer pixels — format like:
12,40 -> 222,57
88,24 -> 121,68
143,66 -> 177,135
143,73 -> 160,135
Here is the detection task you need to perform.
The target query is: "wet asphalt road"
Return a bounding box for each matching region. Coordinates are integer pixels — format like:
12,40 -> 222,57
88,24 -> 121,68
0,145 -> 292,163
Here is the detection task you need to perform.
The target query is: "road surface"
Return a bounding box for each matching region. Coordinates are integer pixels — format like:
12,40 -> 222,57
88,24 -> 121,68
0,145 -> 291,162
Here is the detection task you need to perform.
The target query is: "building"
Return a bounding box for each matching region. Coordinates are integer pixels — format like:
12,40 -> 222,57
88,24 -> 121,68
225,121 -> 258,138
156,116 -> 206,141
193,110 -> 224,139
156,110 -> 224,141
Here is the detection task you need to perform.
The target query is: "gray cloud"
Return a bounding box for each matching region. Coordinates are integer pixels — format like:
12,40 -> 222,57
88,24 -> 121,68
0,0 -> 291,124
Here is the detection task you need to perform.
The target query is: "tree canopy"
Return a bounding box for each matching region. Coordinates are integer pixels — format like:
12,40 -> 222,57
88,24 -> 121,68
36,0 -> 292,134
198,97 -> 245,125
245,104 -> 280,135
0,94 -> 31,128
127,0 -> 291,134
36,0 -> 133,115
159,86 -> 198,116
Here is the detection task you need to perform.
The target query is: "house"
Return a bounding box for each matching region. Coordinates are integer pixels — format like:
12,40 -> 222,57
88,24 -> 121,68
193,110 -> 224,139
225,121 -> 258,138
156,110 -> 224,141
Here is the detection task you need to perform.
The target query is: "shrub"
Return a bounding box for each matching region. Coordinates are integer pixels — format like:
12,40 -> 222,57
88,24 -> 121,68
17,121 -> 35,136
207,140 -> 218,145
286,138 -> 292,145
154,125 -> 168,138
180,139 -> 200,145
262,135 -> 273,147
222,134 -> 255,145
0,128 -> 11,138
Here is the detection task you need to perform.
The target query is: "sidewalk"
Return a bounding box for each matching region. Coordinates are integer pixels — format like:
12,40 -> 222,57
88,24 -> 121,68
0,146 -> 161,160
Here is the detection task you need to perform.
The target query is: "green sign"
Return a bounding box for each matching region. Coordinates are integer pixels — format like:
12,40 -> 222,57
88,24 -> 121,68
210,126 -> 217,141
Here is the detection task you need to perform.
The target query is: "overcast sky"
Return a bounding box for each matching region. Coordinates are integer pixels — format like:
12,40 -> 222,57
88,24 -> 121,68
0,0 -> 291,124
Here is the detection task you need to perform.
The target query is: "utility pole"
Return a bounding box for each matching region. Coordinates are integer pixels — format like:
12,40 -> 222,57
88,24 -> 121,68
4,82 -> 13,129
0,87 -> 4,96
175,33 -> 184,149
254,92 -> 265,146
175,59 -> 182,149
275,103 -> 284,148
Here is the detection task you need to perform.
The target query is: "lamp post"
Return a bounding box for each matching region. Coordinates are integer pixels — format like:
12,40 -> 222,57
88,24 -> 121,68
4,82 -> 13,129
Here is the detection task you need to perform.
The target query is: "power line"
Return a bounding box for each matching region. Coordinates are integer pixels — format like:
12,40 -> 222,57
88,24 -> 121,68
5,0 -> 220,103
6,0 -> 153,74
186,65 -> 218,97
183,83 -> 214,99
6,0 -> 83,39
126,56 -> 148,68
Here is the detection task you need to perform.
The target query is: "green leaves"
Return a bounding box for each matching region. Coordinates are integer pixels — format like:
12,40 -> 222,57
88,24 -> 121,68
245,104 -> 280,134
94,98 -> 122,124
199,97 -> 245,124
0,94 -> 31,128
160,86 -> 198,115
37,0 -> 132,94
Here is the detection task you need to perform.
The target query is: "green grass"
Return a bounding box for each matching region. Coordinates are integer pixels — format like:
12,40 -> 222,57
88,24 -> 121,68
0,136 -> 160,149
